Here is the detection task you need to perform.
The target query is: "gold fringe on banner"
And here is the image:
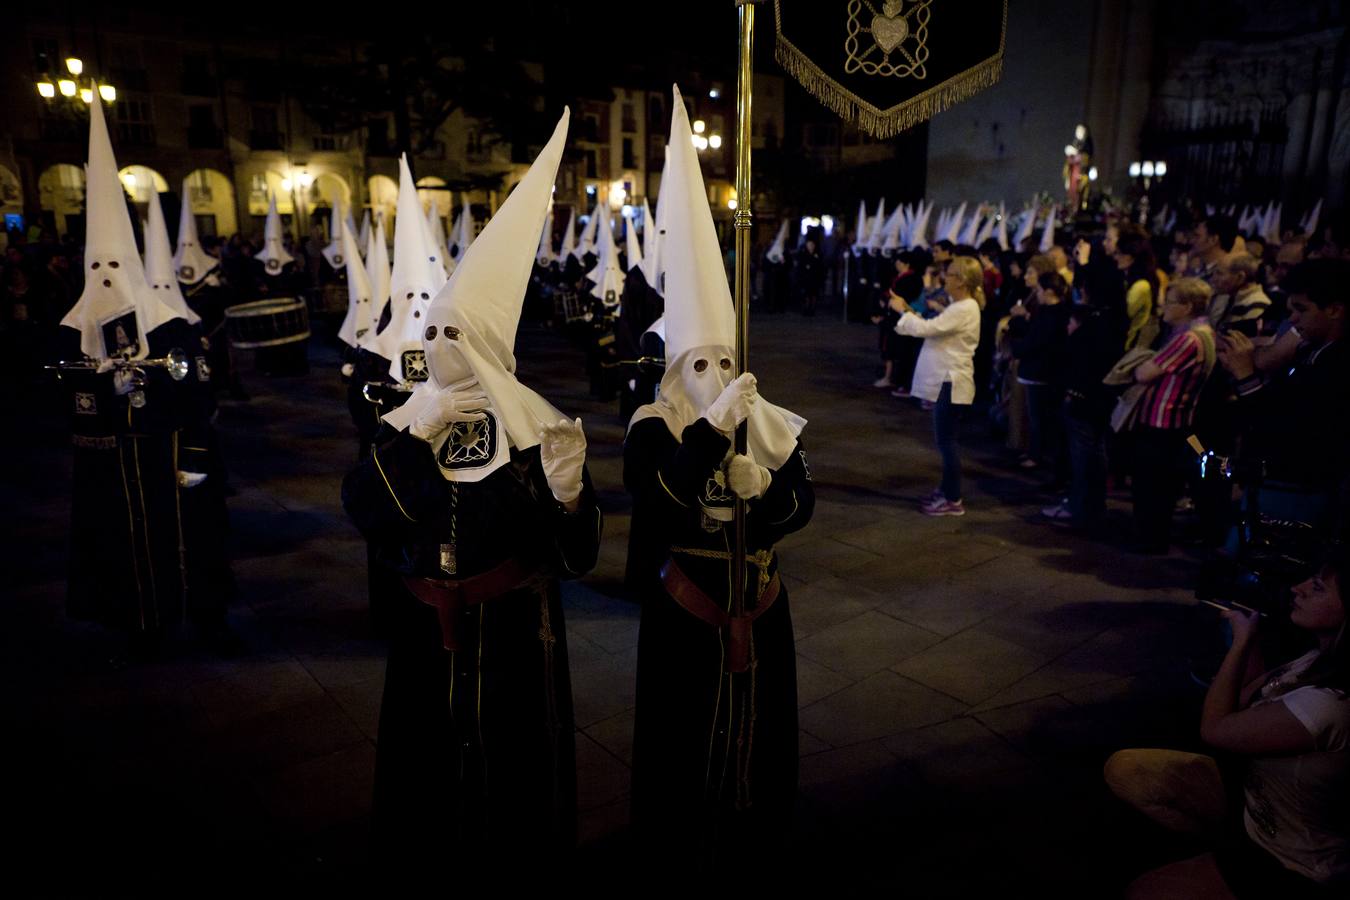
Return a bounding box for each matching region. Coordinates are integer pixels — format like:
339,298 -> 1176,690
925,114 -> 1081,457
774,1 -> 1007,138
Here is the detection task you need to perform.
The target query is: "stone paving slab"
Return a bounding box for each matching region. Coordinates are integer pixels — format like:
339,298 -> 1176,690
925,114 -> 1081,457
6,313 -> 1215,888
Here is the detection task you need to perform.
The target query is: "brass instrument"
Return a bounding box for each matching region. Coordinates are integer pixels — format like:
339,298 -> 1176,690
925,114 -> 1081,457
46,348 -> 191,407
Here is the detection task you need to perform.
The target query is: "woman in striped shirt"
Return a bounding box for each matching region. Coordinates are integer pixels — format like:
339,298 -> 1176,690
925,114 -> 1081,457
1128,277 -> 1218,553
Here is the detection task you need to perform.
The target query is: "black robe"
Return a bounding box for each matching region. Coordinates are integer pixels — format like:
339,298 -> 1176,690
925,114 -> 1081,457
623,416 -> 814,865
342,427 -> 602,865
57,318 -> 201,633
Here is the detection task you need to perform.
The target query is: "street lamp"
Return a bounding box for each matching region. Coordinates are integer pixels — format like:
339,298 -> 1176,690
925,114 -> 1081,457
58,79 -> 77,97
708,134 -> 722,149
37,81 -> 56,98
65,57 -> 83,76
98,84 -> 116,102
79,88 -> 93,104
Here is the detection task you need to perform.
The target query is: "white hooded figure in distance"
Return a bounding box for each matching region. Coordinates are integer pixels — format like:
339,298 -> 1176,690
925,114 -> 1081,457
623,85 -> 813,863
370,155 -> 445,385
254,193 -> 295,276
173,179 -> 219,287
585,208 -> 624,309
341,107 -> 600,866
321,198 -> 351,270
143,189 -> 202,327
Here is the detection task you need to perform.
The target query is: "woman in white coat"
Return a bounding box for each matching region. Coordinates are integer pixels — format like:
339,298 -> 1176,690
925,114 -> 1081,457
889,255 -> 985,516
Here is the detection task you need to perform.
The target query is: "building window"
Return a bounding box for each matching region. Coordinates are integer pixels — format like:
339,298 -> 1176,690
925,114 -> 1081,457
585,150 -> 598,179
183,55 -> 215,96
648,96 -> 664,126
250,106 -> 282,150
622,103 -> 637,133
187,104 -> 221,148
115,96 -> 156,146
622,138 -> 636,170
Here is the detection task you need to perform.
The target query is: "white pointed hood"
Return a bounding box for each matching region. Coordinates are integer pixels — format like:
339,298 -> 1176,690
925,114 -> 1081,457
1263,203 -> 1283,244
382,108 -> 572,482
624,211 -> 643,272
322,198 -> 348,269
1013,202 -> 1036,248
365,216 -> 392,350
945,202 -> 967,244
426,203 -> 450,279
909,201 -> 933,250
1301,199 -> 1322,237
448,198 -> 475,270
254,194 -> 295,273
766,219 -> 790,264
639,199 -> 657,281
576,203 -> 601,258
648,151 -> 672,292
143,189 -> 200,325
358,211 -> 372,257
628,85 -> 803,471
865,198 -> 886,252
996,203 -> 1010,250
960,207 -> 982,246
60,92 -> 180,360
372,155 -> 446,381
536,208 -> 556,266
852,200 -> 868,255
337,224 -> 376,349
173,178 -> 218,286
585,210 -> 625,306
558,207 -> 577,260
880,204 -> 905,253
975,208 -> 997,246
1038,205 -> 1058,253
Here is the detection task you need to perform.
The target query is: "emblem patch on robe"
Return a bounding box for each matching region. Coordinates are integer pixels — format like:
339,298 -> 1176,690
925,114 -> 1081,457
179,265 -> 195,281
196,356 -> 211,381
400,349 -> 429,382
74,392 -> 97,415
332,254 -> 344,266
100,311 -> 140,359
699,468 -> 735,529
265,258 -> 281,273
436,411 -> 498,470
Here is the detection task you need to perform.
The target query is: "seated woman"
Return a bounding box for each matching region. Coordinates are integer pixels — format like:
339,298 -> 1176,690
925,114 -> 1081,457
1104,546 -> 1349,897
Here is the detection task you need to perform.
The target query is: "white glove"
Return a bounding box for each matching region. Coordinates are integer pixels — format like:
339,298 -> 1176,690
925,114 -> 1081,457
178,471 -> 208,488
410,388 -> 489,442
539,417 -> 587,504
704,372 -> 758,435
112,368 -> 136,396
340,362 -> 355,378
726,453 -> 771,499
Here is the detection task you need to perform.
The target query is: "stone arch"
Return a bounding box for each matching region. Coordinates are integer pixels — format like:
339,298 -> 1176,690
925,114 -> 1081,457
117,165 -> 169,204
306,171 -> 351,240
416,175 -> 452,219
367,174 -> 397,229
184,168 -> 237,237
38,163 -> 86,238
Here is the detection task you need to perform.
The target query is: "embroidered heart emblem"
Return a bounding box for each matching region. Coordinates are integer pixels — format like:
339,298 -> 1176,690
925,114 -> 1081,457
872,14 -> 909,53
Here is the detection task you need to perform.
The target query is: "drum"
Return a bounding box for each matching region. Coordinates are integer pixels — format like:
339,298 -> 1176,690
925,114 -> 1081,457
224,297 -> 310,376
224,297 -> 311,349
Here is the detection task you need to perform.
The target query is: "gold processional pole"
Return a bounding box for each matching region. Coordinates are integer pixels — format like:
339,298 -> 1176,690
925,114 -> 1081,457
731,0 -> 756,623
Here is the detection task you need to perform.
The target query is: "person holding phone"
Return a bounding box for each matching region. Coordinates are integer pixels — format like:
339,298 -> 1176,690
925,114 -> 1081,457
1104,546 -> 1350,896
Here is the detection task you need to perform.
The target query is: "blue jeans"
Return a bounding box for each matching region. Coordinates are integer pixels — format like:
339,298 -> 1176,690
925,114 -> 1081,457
933,382 -> 961,501
1065,411 -> 1107,525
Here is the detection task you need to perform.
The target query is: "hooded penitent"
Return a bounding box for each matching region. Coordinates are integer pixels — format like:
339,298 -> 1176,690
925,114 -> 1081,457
1039,205 -> 1058,253
358,211 -> 372,257
865,198 -> 886,253
365,216 -> 392,344
371,155 -> 446,382
880,205 -> 905,255
337,221 -> 377,350
322,198 -> 348,269
558,207 -> 578,261
624,210 -> 643,272
646,153 -> 671,292
537,209 -> 556,266
448,199 -> 474,268
143,189 -> 201,325
909,200 -> 933,250
945,201 -> 967,244
1013,201 -> 1036,249
383,109 -> 572,483
996,202 -> 1010,251
60,91 -> 180,360
426,203 -> 450,279
766,219 -> 789,264
254,193 -> 295,275
639,199 -> 657,281
576,203 -> 601,258
629,85 -> 804,471
173,178 -> 219,286
585,209 -> 625,307
851,200 -> 868,255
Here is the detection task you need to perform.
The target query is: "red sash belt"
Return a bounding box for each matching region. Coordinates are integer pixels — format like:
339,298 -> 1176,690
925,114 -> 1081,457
402,557 -> 540,651
659,557 -> 782,674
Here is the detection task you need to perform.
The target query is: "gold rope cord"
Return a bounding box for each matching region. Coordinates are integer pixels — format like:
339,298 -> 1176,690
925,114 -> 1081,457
774,0 -> 1007,138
